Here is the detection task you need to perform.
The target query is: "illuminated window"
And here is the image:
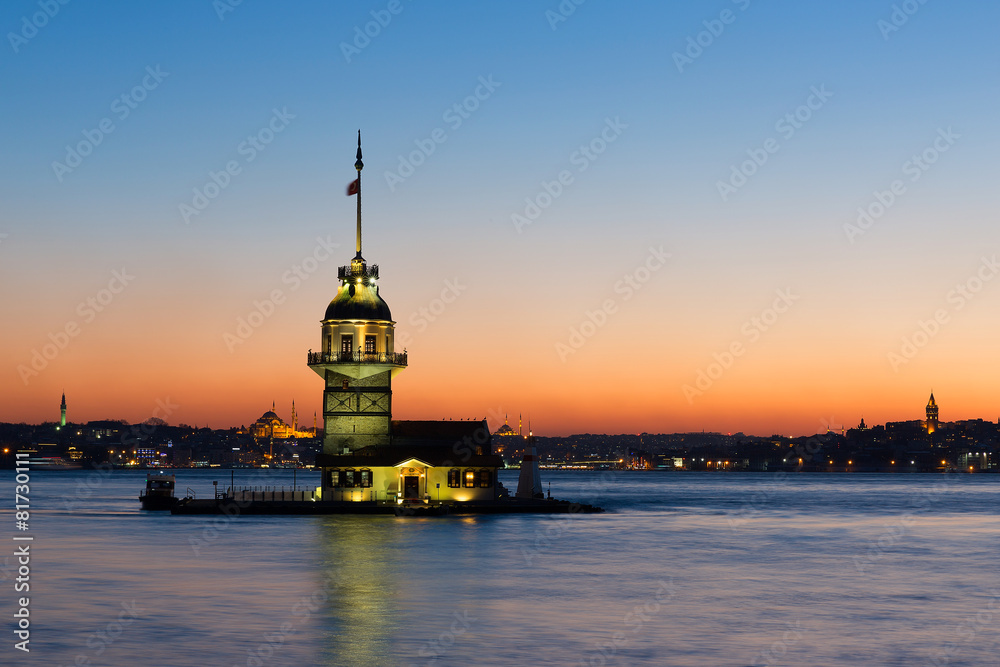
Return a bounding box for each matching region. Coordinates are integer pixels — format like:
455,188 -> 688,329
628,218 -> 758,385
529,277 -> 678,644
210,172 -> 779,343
331,470 -> 357,488
365,335 -> 376,354
448,469 -> 460,488
464,470 -> 476,488
358,469 -> 373,488
341,335 -> 353,357
479,470 -> 492,488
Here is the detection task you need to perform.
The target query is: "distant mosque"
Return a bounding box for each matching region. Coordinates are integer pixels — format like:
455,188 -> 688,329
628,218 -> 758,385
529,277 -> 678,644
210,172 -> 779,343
247,401 -> 315,439
492,414 -> 530,458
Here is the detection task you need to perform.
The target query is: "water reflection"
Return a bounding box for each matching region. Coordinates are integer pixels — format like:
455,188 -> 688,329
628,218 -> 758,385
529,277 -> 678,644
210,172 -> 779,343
316,517 -> 402,664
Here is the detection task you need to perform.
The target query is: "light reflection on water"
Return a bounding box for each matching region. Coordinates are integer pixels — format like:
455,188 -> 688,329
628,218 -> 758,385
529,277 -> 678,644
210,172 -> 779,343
1,469 -> 998,666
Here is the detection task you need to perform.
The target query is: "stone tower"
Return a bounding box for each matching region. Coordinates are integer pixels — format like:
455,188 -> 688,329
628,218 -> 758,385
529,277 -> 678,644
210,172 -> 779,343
926,392 -> 938,434
307,132 -> 407,454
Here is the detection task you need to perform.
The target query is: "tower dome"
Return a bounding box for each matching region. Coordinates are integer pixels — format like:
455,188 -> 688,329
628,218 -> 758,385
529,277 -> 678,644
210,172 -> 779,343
324,267 -> 392,321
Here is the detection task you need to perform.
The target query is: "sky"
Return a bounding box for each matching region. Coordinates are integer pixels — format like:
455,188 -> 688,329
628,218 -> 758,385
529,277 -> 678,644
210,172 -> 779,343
1,0 -> 998,436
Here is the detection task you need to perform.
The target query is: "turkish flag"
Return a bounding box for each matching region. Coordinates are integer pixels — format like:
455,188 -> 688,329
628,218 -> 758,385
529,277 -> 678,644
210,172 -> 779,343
346,179 -> 359,196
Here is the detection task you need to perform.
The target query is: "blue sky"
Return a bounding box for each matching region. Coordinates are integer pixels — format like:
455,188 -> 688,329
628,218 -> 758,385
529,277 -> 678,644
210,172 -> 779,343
2,0 -> 999,434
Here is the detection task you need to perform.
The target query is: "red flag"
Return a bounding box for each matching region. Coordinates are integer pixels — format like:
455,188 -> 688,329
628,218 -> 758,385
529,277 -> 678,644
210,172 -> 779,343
346,179 -> 359,196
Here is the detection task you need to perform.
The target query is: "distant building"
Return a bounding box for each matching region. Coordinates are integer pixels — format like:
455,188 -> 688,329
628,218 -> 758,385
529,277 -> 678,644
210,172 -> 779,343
247,401 -> 314,440
492,414 -> 526,458
925,392 -> 939,434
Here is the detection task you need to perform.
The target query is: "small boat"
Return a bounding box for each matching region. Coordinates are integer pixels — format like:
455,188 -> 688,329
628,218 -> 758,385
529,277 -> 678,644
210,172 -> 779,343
139,474 -> 177,510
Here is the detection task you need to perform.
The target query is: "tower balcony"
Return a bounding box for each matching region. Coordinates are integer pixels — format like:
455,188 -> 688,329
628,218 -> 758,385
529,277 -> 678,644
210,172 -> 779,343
338,264 -> 379,281
307,350 -> 407,366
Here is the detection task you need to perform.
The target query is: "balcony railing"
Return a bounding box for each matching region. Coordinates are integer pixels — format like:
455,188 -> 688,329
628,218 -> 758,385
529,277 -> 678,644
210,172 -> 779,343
338,264 -> 379,281
307,350 -> 407,366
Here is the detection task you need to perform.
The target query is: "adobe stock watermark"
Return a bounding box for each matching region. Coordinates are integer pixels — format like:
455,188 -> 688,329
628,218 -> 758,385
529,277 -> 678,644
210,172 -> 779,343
18,268 -> 135,385
340,0 -> 413,63
556,246 -> 669,362
851,474 -> 955,574
878,0 -> 931,40
223,236 -> 339,352
728,427 -> 836,530
51,65 -> 170,182
580,579 -> 676,667
887,255 -> 998,372
7,0 -> 71,54
682,288 -> 799,403
179,107 -> 295,224
212,0 -> 245,21
717,85 -> 833,202
395,277 -> 467,349
384,75 -> 501,192
409,610 -> 477,665
843,127 -> 958,243
511,116 -> 627,233
672,0 -> 753,74
63,399 -> 178,512
545,0 -> 586,30
521,472 -> 617,565
749,621 -> 804,666
233,571 -> 343,667
930,588 -> 1000,666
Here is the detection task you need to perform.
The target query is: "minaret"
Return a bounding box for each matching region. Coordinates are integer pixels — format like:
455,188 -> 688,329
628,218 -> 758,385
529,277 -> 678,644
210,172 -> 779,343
60,391 -> 66,427
292,400 -> 297,431
926,392 -> 939,434
308,132 -> 407,454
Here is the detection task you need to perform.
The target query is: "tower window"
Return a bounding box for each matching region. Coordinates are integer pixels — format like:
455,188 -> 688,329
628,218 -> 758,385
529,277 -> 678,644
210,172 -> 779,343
365,335 -> 376,354
448,469 -> 460,488
340,335 -> 353,357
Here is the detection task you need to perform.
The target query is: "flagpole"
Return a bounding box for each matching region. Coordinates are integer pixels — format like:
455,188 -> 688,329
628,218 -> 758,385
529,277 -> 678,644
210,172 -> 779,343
355,130 -> 363,260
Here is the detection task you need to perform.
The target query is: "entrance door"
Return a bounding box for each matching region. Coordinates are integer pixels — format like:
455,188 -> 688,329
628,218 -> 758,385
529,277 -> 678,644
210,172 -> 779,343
403,475 -> 420,499
340,335 -> 353,360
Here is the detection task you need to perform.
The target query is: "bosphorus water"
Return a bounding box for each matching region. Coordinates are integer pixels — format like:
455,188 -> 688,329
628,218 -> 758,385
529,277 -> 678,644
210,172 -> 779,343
2,469 -> 998,666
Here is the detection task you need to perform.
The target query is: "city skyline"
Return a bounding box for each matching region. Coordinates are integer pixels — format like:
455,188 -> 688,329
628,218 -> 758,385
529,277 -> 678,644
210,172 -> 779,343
3,2 -> 999,436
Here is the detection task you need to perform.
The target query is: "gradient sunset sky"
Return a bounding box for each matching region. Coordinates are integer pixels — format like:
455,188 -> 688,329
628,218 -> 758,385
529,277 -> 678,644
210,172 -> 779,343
2,1 -> 998,436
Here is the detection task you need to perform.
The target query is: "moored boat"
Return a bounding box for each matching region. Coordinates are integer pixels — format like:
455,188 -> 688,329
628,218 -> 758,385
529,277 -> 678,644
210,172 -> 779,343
139,473 -> 177,510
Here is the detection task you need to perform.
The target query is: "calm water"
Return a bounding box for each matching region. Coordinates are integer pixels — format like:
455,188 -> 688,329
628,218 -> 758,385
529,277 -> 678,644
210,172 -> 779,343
1,468 -> 998,666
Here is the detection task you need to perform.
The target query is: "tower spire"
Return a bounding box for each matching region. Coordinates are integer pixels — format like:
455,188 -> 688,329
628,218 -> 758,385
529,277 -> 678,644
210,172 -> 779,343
355,130 -> 364,260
